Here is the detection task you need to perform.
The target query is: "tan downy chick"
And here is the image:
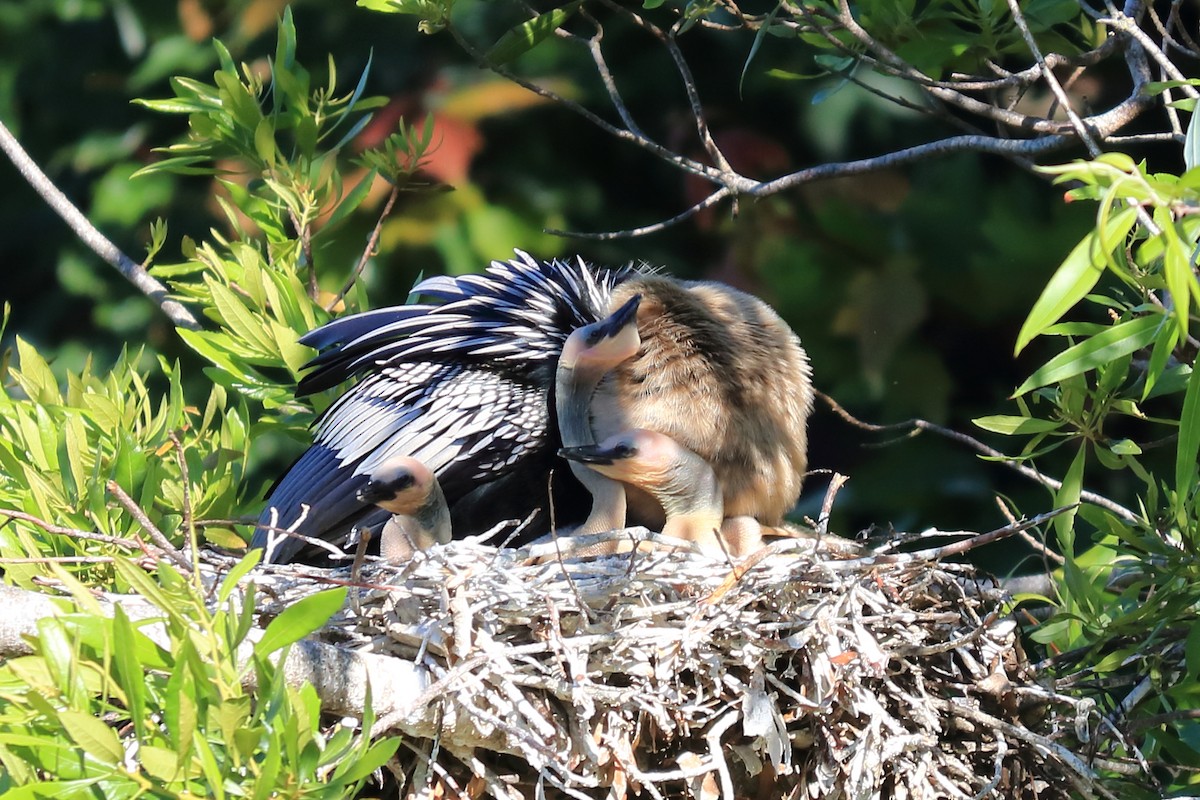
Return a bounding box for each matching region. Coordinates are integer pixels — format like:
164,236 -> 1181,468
593,277 -> 813,527
355,456 -> 451,563
555,295 -> 642,535
561,428 -> 769,558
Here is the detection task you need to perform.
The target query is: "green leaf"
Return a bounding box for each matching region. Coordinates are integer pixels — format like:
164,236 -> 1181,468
322,169 -> 378,232
334,736 -> 400,784
740,3 -> 782,98
254,587 -> 347,657
1176,364 -> 1200,500
973,415 -> 1063,435
1013,314 -> 1163,396
139,744 -> 184,782
1014,207 -> 1137,354
1187,110 -> 1200,172
57,709 -> 124,765
486,2 -> 582,66
253,119 -> 277,167
1143,319 -> 1180,400
112,607 -> 147,740
217,551 -> 262,604
1161,214 -> 1195,343
1186,623 -> 1200,682
36,618 -> 82,702
1054,445 -> 1086,586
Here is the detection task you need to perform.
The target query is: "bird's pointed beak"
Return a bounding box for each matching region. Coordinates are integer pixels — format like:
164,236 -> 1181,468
561,294 -> 642,370
596,294 -> 641,338
559,443 -> 630,466
356,480 -> 391,505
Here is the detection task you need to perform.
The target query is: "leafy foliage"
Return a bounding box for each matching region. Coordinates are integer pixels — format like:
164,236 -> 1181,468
973,143 -> 1200,785
0,334 -> 251,582
1,0 -> 1200,794
0,557 -> 395,797
0,13 -> 424,792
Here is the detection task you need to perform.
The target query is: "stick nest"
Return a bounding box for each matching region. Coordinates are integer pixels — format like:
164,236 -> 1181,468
255,530 -> 1108,799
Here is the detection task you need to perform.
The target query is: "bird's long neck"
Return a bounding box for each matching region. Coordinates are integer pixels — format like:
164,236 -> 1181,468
658,450 -> 724,544
556,363 -> 601,448
378,479 -> 452,562
414,479 -> 452,545
556,362 -> 627,533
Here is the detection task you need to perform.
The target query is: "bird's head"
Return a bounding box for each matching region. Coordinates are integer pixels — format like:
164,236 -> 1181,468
559,294 -> 641,371
559,427 -> 678,488
357,456 -> 437,515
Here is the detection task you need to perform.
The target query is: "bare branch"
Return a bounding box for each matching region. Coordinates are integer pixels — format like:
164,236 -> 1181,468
815,389 -> 1143,526
329,178 -> 399,312
0,119 -> 201,331
545,186 -> 733,239
0,507 -> 148,551
442,21 -> 741,189
1006,0 -> 1102,157
106,479 -> 193,574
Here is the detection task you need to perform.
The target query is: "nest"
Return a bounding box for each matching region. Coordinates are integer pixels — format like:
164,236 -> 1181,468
250,527 -> 1112,799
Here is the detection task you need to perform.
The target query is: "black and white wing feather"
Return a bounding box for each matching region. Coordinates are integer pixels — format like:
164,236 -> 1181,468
253,251 -> 635,563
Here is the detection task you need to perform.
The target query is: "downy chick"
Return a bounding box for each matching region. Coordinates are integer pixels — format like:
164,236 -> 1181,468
355,456 -> 451,563
561,428 -> 769,558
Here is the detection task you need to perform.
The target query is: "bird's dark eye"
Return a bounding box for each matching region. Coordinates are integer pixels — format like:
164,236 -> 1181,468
614,444 -> 636,458
585,329 -> 603,347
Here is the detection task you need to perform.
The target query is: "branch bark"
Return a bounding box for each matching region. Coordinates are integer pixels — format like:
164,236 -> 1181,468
0,119 -> 201,331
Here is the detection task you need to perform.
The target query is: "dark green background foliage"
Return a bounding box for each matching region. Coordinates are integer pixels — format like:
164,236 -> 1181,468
0,0 -> 1111,551
3,0 -> 1200,793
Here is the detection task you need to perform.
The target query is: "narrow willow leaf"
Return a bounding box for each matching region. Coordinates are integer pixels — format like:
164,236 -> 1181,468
57,709 -> 124,764
1187,109 -> 1200,172
740,3 -> 782,98
131,97 -> 210,114
485,2 -> 581,66
335,736 -> 401,783
1013,314 -> 1162,396
254,587 -> 347,657
1054,446 -> 1087,604
972,415 -> 1063,435
217,551 -> 262,604
1162,215 -> 1193,342
1015,207 -> 1137,354
323,169 -> 378,231
1187,623 -> 1200,681
1176,365 -> 1200,500
1143,320 -> 1179,400
111,609 -> 145,743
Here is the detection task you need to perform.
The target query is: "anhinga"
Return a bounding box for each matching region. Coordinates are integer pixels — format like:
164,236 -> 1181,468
253,252 -> 812,563
353,455 -> 451,563
561,428 -> 769,558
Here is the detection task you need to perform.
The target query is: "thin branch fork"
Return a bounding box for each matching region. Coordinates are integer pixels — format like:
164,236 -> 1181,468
815,389 -> 1143,526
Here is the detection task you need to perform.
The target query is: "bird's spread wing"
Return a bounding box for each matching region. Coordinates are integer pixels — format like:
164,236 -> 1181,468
297,252 -> 629,394
255,252 -> 638,561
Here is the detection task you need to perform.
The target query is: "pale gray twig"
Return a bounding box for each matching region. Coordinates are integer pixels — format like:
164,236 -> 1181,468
0,118 -> 201,330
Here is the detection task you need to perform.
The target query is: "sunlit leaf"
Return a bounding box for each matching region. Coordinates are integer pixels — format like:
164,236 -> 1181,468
1014,314 -> 1163,396
56,709 -> 123,764
485,2 -> 581,66
972,415 -> 1063,435
254,587 -> 347,657
1015,207 -> 1137,354
1176,365 -> 1200,501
